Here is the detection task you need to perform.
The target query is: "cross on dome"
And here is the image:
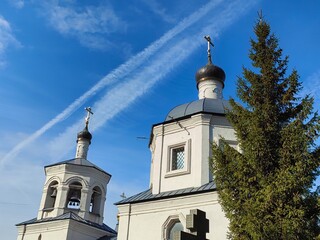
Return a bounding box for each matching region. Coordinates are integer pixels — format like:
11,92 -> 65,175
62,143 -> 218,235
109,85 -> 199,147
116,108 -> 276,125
85,107 -> 93,128
204,35 -> 214,64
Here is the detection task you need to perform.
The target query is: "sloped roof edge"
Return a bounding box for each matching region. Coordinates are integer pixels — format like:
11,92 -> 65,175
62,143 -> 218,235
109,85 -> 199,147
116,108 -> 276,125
115,181 -> 216,205
45,158 -> 111,177
16,212 -> 117,235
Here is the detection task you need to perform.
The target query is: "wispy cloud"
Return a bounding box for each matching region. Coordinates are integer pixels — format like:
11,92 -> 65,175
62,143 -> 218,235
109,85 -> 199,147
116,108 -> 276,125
1,0 -> 228,165
8,0 -> 24,9
141,0 -> 176,23
0,15 -> 21,67
43,2 -> 126,50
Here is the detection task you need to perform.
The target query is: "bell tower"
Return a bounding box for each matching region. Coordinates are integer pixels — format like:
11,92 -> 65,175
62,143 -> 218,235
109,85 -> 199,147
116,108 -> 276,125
16,108 -> 116,240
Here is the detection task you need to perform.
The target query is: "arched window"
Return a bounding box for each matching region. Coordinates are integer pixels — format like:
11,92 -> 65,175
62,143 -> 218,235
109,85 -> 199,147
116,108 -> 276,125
163,216 -> 184,240
89,186 -> 102,215
44,181 -> 58,209
167,220 -> 183,240
66,181 -> 82,209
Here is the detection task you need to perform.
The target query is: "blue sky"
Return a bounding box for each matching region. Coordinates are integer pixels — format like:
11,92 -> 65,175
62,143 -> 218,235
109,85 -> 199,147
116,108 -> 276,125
0,0 -> 320,239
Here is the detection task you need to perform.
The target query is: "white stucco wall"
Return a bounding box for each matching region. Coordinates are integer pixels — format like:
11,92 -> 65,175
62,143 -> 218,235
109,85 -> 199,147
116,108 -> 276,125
16,219 -> 114,240
150,113 -> 237,195
16,220 -> 69,240
117,191 -> 229,240
198,79 -> 224,99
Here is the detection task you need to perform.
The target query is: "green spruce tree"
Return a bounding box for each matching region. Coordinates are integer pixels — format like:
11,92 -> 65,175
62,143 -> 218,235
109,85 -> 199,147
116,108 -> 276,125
211,16 -> 320,240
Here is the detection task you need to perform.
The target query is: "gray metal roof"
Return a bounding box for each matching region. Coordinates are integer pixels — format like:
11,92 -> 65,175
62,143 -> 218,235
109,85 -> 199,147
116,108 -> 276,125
16,212 -> 117,235
45,158 -> 111,177
164,98 -> 231,122
115,181 -> 216,205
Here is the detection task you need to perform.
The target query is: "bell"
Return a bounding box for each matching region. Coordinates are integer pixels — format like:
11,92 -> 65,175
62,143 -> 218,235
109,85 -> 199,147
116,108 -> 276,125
51,188 -> 57,198
70,196 -> 80,203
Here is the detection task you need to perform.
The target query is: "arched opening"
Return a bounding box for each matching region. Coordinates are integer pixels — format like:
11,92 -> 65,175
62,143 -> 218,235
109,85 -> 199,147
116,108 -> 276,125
89,186 -> 102,215
167,219 -> 183,240
66,181 -> 82,209
44,181 -> 58,210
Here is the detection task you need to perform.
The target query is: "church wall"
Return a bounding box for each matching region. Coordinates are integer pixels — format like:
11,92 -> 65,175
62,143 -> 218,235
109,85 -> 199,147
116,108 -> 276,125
150,113 -> 237,195
16,220 -> 70,240
210,115 -> 238,149
150,114 -> 213,194
150,124 -> 164,194
67,220 -> 112,240
193,114 -> 211,186
16,219 -> 112,240
44,164 -> 110,190
117,191 -> 229,240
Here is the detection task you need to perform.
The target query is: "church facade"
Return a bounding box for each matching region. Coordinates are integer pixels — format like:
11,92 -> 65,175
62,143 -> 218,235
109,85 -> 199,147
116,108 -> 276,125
115,39 -> 237,240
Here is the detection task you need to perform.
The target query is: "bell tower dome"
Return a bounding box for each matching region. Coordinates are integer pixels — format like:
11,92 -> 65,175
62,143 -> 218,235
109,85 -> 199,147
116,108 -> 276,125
75,107 -> 93,159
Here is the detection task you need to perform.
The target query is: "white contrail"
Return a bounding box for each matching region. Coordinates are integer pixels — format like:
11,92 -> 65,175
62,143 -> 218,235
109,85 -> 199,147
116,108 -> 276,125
0,0 -> 225,165
48,0 -> 258,160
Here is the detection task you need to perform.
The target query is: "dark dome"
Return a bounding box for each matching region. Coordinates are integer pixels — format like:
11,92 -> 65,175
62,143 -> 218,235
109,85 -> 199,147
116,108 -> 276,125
165,98 -> 231,121
77,127 -> 92,141
195,63 -> 226,88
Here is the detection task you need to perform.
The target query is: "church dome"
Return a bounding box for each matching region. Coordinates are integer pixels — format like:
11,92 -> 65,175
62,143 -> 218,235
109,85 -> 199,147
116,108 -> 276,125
165,98 -> 231,121
195,63 -> 226,88
77,126 -> 92,141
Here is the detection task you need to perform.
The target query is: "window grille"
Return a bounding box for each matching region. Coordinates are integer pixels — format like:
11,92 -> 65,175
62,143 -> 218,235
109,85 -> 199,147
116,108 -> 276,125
172,147 -> 184,170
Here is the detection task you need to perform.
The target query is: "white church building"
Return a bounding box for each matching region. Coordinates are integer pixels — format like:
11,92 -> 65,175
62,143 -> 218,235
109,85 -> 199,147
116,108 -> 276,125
16,38 -> 237,240
115,38 -> 236,240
